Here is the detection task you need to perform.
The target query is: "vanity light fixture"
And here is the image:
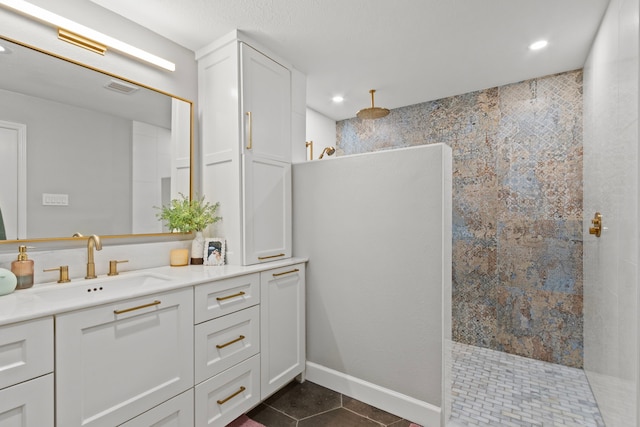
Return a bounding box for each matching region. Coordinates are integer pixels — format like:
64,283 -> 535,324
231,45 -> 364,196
58,28 -> 106,55
0,0 -> 176,71
529,40 -> 549,51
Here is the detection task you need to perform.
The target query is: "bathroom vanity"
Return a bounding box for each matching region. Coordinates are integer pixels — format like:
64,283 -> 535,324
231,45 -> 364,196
0,258 -> 306,427
0,13 -> 307,427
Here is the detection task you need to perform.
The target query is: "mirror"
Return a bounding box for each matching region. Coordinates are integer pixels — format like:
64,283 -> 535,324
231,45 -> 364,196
0,36 -> 192,243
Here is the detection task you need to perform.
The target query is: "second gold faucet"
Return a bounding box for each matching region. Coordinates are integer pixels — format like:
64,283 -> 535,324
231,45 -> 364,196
85,234 -> 102,279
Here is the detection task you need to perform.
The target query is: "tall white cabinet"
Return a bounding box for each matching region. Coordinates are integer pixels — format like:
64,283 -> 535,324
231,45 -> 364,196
197,30 -> 303,266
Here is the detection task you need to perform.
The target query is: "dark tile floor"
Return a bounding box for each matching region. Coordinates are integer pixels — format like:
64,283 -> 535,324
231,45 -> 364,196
247,380 -> 417,427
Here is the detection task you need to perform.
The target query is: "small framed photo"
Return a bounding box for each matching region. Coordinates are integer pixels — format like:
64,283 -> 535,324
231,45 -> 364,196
203,238 -> 226,266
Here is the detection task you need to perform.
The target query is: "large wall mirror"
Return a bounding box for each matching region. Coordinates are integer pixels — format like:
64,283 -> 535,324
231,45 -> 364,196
0,36 -> 193,243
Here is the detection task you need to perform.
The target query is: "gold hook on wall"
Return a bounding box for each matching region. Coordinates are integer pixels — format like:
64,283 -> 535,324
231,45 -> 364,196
589,212 -> 602,237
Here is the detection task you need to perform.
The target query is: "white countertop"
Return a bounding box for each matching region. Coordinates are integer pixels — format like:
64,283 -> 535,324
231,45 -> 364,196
0,257 -> 307,326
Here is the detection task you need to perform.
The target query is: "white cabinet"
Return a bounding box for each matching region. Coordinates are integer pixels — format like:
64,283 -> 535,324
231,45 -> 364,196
192,263 -> 306,426
0,374 -> 54,427
198,32 -> 292,265
243,155 -> 292,264
194,273 -> 264,427
240,43 -> 292,163
55,288 -> 194,427
3,262 -> 305,427
0,317 -> 54,427
260,264 -> 306,399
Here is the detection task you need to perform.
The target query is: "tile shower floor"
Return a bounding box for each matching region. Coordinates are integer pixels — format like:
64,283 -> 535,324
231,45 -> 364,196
243,342 -> 605,427
448,342 -> 606,427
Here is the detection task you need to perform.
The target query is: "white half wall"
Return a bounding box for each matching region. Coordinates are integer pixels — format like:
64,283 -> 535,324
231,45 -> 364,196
292,144 -> 452,427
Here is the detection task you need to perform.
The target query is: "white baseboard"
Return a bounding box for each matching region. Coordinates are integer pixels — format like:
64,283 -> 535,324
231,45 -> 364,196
305,361 -> 441,427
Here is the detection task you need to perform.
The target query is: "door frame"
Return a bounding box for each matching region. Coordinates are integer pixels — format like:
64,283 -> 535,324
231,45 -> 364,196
0,120 -> 27,239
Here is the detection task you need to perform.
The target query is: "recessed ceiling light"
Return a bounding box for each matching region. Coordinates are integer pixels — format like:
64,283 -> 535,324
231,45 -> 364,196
529,40 -> 548,51
0,44 -> 11,54
332,96 -> 344,103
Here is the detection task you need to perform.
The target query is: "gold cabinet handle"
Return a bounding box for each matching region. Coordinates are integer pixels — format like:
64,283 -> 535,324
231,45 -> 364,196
114,300 -> 161,315
216,335 -> 245,349
246,111 -> 252,150
216,291 -> 245,301
217,386 -> 246,405
258,253 -> 285,260
273,268 -> 300,277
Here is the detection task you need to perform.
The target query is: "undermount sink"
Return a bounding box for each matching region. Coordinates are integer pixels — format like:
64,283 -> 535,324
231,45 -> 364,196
32,272 -> 174,302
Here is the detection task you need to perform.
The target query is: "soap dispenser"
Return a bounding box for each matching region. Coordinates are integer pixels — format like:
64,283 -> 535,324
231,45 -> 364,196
12,245 -> 34,289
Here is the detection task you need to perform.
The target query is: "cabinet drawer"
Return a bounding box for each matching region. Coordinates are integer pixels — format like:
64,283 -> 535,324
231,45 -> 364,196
195,306 -> 260,383
0,317 -> 53,390
0,373 -> 54,427
119,389 -> 193,427
195,354 -> 260,427
194,274 -> 259,323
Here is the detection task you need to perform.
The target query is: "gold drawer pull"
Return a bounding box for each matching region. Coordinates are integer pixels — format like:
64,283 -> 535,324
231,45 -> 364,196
216,335 -> 245,349
246,112 -> 253,150
114,300 -> 161,315
216,291 -> 245,301
258,253 -> 285,260
273,268 -> 300,277
217,386 -> 246,405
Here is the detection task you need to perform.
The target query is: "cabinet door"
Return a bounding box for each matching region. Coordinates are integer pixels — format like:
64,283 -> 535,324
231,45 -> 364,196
56,288 -> 194,427
240,43 -> 291,163
0,374 -> 53,427
243,156 -> 292,265
260,264 -> 305,399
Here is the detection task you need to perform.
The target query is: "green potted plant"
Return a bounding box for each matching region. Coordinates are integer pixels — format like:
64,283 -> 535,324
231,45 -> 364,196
156,193 -> 221,264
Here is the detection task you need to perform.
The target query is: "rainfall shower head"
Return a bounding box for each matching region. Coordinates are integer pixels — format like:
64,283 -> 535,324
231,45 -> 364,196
318,146 -> 336,159
356,89 -> 389,120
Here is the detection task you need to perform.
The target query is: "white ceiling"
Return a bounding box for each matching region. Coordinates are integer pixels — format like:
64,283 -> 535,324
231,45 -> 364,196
90,0 -> 610,121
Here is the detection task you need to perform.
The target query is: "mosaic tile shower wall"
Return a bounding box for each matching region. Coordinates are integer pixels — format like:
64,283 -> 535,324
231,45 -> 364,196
337,70 -> 583,367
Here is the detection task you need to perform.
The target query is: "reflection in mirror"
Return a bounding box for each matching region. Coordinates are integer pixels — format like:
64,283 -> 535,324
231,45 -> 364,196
0,36 -> 192,242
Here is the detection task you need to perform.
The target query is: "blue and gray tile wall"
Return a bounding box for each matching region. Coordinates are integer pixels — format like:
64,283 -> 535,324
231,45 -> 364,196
337,70 -> 583,368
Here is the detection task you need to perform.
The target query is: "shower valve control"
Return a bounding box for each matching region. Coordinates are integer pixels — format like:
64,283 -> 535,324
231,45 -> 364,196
589,212 -> 602,237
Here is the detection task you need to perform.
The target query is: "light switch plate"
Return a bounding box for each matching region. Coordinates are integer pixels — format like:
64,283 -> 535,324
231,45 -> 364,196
42,193 -> 69,206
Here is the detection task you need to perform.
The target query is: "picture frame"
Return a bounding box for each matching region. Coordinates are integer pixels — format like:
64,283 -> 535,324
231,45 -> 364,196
203,238 -> 226,266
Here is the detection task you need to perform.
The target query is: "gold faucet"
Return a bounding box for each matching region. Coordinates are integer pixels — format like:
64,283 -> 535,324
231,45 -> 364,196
85,234 -> 102,279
